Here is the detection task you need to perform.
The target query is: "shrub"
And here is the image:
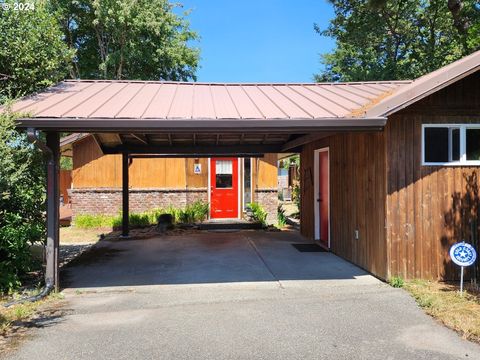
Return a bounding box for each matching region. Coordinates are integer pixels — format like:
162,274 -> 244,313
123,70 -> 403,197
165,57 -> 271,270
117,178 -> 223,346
247,202 -> 268,227
0,106 -> 45,293
190,200 -> 209,222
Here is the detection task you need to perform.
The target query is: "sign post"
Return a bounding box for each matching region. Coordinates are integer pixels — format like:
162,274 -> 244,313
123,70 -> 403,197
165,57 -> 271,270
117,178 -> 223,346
449,241 -> 477,296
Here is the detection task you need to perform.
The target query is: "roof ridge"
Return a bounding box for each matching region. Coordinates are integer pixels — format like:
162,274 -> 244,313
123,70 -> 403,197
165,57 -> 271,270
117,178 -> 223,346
62,79 -> 413,86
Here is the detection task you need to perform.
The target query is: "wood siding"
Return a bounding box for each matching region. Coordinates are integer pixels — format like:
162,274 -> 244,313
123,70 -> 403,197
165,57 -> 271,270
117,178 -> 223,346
300,132 -> 388,279
386,72 -> 480,281
72,137 -> 277,195
60,170 -> 72,203
254,153 -> 278,190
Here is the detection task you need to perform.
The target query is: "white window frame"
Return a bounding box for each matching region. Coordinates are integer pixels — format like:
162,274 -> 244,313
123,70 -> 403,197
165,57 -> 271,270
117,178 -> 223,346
422,124 -> 480,166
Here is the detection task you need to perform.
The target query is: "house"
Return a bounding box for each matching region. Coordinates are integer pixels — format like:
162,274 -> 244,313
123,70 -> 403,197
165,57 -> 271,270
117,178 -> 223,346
7,50 -> 480,289
60,134 -> 279,223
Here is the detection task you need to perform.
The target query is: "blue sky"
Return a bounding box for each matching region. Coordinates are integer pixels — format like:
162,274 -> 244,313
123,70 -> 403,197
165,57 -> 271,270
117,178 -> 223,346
179,0 -> 335,82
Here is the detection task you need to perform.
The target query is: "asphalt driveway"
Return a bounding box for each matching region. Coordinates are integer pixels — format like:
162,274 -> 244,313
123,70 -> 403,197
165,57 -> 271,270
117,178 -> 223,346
4,231 -> 480,359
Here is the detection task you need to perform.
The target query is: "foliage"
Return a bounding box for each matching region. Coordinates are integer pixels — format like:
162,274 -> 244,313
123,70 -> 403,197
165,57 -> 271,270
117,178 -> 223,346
0,106 -> 45,293
74,201 -> 209,229
316,0 -> 480,82
0,0 -> 75,101
292,184 -> 301,210
280,155 -> 300,170
60,156 -> 73,170
277,206 -> 287,228
52,0 -> 200,80
388,276 -> 404,288
247,202 -> 268,227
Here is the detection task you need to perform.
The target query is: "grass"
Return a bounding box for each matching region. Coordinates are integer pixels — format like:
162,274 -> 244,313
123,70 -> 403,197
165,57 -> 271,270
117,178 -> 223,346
60,226 -> 104,245
403,279 -> 480,342
73,201 -> 210,230
0,291 -> 64,335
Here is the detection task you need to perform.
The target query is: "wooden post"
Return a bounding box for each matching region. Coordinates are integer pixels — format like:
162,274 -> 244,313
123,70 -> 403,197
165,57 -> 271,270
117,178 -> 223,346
122,152 -> 129,237
46,132 -> 60,291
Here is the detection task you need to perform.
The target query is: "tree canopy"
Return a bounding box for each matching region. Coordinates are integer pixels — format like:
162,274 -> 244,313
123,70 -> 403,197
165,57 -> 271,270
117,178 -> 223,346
53,0 -> 200,81
0,0 -> 75,100
315,0 -> 480,82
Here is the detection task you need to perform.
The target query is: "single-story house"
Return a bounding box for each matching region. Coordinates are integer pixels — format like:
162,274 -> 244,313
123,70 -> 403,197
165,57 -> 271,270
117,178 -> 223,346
5,50 -> 480,289
60,133 -> 279,223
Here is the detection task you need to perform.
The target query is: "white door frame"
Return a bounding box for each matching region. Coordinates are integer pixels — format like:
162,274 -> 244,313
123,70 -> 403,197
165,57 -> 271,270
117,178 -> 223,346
207,157 -> 242,219
313,147 -> 330,247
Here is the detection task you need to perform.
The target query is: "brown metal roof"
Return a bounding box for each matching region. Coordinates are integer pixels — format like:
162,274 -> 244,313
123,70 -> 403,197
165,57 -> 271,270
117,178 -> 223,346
11,80 -> 409,120
367,49 -> 480,117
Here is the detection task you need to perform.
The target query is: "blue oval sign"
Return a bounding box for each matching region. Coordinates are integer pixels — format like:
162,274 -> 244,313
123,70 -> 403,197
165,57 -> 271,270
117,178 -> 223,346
450,242 -> 477,267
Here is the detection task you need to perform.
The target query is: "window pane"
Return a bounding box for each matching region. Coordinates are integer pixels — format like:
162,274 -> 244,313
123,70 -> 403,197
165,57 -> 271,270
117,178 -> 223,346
424,127 -> 449,163
216,160 -> 232,174
451,128 -> 460,161
467,128 -> 480,161
216,174 -> 232,188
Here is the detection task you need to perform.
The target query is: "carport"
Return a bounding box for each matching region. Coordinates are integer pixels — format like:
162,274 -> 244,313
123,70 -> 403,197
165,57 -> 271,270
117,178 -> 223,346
10,79 -> 399,290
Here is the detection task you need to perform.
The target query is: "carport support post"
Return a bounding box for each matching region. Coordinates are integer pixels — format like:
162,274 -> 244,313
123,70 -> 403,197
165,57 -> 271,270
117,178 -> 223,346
46,132 -> 60,291
122,152 -> 129,237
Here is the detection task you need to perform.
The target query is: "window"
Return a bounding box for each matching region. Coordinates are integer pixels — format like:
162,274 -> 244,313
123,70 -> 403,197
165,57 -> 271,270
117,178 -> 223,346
423,124 -> 480,165
215,160 -> 233,188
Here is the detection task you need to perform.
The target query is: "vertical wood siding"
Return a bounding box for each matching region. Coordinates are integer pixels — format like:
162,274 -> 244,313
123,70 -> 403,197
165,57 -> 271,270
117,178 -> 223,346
300,132 -> 387,279
72,138 -> 278,194
385,72 -> 480,280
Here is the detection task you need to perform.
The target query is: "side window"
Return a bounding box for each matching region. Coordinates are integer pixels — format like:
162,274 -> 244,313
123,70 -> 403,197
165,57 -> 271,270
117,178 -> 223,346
423,124 -> 480,165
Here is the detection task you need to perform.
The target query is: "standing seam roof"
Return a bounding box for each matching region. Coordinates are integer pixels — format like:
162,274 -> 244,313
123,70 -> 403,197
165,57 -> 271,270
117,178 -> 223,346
10,80 -> 411,120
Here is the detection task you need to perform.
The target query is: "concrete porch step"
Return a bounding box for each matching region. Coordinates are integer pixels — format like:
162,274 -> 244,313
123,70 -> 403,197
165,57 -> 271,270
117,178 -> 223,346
198,219 -> 263,230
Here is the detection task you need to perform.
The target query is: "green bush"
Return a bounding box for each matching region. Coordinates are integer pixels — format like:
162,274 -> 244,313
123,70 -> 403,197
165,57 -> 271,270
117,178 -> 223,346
0,107 -> 45,293
248,202 -> 268,227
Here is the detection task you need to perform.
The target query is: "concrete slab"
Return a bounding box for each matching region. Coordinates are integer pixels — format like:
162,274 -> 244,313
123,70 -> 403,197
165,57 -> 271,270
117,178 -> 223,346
4,231 -> 480,360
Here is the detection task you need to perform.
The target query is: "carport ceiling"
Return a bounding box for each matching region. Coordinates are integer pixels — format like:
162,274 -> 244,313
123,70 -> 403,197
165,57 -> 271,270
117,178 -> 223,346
11,79 -> 411,154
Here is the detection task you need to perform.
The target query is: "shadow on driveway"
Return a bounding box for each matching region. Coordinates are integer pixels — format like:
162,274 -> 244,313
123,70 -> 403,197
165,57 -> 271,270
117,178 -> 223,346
61,230 -> 375,289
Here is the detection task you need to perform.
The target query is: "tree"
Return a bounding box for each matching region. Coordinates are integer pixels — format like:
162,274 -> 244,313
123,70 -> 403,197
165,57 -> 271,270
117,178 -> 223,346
0,106 -> 46,292
315,0 -> 479,82
0,0 -> 75,100
53,0 -> 200,80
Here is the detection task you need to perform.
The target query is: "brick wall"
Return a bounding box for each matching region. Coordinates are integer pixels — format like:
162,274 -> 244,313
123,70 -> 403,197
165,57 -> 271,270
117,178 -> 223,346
255,188 -> 278,225
70,188 -> 208,218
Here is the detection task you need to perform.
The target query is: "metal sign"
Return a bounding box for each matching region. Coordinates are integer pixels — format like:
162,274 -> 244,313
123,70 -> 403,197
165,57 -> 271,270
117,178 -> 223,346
194,163 -> 202,174
450,242 -> 477,295
450,242 -> 477,267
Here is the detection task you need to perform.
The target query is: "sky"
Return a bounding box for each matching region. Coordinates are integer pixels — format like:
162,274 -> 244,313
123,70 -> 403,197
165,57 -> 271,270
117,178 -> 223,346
179,0 -> 335,83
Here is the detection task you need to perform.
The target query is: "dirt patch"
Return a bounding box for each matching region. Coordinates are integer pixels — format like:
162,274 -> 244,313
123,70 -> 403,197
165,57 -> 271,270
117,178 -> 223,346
0,297 -> 69,356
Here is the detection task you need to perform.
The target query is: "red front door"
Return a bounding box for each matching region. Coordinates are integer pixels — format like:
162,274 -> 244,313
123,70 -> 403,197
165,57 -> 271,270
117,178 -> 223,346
210,158 -> 239,218
318,151 -> 329,247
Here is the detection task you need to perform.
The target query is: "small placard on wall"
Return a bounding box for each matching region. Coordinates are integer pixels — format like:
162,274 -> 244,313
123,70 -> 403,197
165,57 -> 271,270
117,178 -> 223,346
194,163 -> 202,174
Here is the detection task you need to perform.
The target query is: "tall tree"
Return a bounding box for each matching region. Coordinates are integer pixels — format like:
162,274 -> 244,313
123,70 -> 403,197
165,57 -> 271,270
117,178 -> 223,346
0,0 -> 75,100
53,0 -> 200,81
315,0 -> 479,82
